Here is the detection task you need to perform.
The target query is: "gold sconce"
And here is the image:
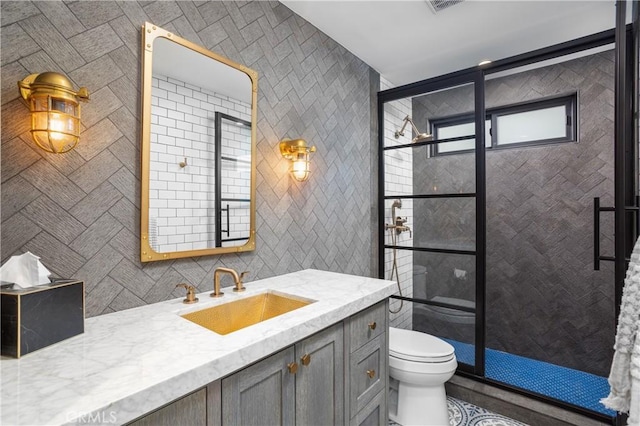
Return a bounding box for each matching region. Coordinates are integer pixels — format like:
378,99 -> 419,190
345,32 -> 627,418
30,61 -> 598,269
279,138 -> 316,182
18,72 -> 89,154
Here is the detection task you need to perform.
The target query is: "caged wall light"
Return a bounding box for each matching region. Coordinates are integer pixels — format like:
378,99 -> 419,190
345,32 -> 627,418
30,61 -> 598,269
18,72 -> 89,154
279,138 -> 316,182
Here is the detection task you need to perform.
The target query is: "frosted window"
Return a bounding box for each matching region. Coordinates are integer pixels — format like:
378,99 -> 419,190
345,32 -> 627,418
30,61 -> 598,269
437,120 -> 492,153
430,94 -> 576,156
497,106 -> 566,145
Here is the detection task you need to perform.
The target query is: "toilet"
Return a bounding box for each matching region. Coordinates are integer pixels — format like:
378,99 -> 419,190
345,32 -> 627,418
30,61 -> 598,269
389,327 -> 457,426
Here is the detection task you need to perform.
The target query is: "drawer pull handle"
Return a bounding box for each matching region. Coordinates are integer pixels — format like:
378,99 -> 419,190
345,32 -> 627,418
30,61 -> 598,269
366,369 -> 376,379
301,354 -> 311,366
287,362 -> 298,374
368,321 -> 377,330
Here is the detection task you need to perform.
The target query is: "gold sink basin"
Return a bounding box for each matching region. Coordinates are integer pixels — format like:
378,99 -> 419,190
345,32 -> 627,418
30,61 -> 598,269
181,291 -> 314,335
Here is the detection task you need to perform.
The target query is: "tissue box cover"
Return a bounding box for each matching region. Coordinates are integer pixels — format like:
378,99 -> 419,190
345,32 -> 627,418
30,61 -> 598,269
1,280 -> 84,358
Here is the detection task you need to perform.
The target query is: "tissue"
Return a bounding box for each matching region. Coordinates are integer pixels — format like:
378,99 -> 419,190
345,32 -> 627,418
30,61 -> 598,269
0,252 -> 51,288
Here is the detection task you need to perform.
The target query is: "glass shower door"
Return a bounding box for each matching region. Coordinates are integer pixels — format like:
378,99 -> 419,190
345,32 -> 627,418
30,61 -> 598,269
379,73 -> 486,375
482,46 -> 617,417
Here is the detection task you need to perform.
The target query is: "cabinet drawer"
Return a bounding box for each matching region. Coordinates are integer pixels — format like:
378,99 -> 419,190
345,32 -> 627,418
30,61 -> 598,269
350,333 -> 386,417
349,301 -> 386,352
350,390 -> 387,426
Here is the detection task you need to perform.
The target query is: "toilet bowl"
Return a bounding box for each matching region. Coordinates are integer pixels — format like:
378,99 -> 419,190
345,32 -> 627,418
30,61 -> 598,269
389,327 -> 457,426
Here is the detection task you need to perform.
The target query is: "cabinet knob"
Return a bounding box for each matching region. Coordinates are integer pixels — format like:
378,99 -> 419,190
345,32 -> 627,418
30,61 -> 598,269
368,321 -> 377,330
366,369 -> 376,379
301,354 -> 311,366
287,362 -> 298,374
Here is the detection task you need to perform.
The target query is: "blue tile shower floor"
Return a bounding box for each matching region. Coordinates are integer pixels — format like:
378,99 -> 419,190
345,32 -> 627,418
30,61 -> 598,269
442,339 -> 616,417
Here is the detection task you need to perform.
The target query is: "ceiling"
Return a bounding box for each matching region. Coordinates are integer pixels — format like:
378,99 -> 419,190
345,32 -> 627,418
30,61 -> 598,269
280,1 -> 618,87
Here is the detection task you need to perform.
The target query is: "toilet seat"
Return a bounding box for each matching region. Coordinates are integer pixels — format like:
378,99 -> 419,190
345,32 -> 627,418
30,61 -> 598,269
389,327 -> 455,363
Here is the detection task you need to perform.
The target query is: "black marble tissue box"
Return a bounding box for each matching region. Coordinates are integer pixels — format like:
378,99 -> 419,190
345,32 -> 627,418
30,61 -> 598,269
1,280 -> 84,358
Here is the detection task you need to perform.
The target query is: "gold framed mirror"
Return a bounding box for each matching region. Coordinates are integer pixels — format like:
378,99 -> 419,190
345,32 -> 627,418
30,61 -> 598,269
140,22 -> 257,262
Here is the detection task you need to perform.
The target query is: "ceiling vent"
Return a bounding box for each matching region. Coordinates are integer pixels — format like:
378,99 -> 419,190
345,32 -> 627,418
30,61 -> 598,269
425,0 -> 465,14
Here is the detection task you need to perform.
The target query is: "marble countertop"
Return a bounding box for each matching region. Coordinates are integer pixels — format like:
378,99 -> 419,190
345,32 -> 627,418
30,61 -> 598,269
1,269 -> 395,426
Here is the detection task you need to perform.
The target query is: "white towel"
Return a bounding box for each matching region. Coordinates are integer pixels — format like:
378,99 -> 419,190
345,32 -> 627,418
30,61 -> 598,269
602,237 -> 640,424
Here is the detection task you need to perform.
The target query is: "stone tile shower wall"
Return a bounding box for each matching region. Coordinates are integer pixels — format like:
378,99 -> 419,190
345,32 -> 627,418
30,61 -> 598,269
149,74 -> 251,252
381,77 -> 413,330
411,51 -> 616,376
0,1 -> 375,317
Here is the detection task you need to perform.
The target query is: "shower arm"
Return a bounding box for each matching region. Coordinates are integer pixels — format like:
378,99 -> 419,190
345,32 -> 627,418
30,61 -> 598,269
394,116 -> 423,140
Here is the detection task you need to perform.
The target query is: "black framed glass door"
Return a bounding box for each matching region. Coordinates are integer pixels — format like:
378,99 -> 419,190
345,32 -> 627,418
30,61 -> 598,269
378,71 -> 486,376
378,13 -> 636,422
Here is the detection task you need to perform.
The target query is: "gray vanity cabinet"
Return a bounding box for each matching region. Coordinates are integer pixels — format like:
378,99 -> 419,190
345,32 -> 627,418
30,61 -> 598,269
127,301 -> 388,426
221,323 -> 344,426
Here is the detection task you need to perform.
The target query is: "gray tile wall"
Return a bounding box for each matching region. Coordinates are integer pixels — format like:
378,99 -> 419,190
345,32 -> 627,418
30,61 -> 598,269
411,51 -> 616,376
1,1 -> 376,317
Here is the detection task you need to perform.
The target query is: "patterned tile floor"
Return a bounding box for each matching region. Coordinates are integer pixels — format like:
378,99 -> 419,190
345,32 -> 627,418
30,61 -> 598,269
390,397 -> 529,426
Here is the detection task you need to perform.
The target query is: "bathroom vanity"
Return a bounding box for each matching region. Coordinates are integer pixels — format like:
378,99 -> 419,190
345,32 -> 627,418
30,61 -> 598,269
0,270 -> 394,426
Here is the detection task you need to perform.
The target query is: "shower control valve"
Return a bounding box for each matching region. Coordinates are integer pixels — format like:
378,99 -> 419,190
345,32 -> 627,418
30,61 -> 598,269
395,216 -> 407,226
393,217 -> 412,237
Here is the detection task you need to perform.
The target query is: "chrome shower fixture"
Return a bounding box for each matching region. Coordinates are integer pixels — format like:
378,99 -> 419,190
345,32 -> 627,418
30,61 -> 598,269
394,115 -> 433,144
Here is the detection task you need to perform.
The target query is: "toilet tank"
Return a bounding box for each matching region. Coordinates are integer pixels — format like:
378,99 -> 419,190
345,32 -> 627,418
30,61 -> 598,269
413,265 -> 427,300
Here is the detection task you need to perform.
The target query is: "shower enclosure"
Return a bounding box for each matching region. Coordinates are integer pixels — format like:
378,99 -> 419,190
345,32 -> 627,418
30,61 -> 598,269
378,5 -> 638,423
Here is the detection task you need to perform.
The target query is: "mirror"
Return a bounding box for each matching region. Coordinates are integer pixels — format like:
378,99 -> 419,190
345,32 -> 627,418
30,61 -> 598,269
140,22 -> 257,262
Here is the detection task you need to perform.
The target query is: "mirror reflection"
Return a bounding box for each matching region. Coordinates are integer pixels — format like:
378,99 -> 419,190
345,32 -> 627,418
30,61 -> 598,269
141,23 -> 256,262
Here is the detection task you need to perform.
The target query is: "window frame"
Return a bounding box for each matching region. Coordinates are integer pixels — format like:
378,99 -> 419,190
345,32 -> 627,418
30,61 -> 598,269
430,92 -> 578,156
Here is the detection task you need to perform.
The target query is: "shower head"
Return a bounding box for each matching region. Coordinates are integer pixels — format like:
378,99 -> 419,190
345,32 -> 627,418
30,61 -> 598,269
412,133 -> 434,143
391,199 -> 402,209
394,116 -> 433,144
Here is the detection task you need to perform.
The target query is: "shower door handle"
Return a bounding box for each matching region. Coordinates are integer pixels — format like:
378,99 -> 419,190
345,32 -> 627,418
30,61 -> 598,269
593,197 -> 615,271
594,196 -> 640,270
594,197 -> 601,271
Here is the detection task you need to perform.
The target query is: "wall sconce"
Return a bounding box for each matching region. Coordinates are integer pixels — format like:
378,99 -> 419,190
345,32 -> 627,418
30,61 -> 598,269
18,72 -> 89,154
279,138 -> 316,182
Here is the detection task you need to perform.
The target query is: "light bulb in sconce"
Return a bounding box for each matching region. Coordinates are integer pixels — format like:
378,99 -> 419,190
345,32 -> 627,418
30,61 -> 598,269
279,138 -> 316,182
291,152 -> 310,181
18,72 -> 89,154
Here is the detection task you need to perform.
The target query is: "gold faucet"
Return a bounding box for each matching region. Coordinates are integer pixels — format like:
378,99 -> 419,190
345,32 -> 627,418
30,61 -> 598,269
175,283 -> 198,304
211,267 -> 249,298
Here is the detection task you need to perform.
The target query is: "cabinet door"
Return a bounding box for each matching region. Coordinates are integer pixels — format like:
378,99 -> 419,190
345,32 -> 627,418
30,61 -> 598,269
221,347 -> 295,426
295,323 -> 344,426
127,388 -> 206,426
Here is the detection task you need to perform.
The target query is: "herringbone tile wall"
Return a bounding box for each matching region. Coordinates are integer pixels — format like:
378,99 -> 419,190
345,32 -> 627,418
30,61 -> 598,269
411,51 -> 616,376
1,1 -> 376,317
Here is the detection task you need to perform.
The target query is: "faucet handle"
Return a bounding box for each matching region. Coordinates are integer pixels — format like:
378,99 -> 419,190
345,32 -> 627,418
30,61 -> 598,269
233,271 -> 249,292
176,283 -> 198,304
